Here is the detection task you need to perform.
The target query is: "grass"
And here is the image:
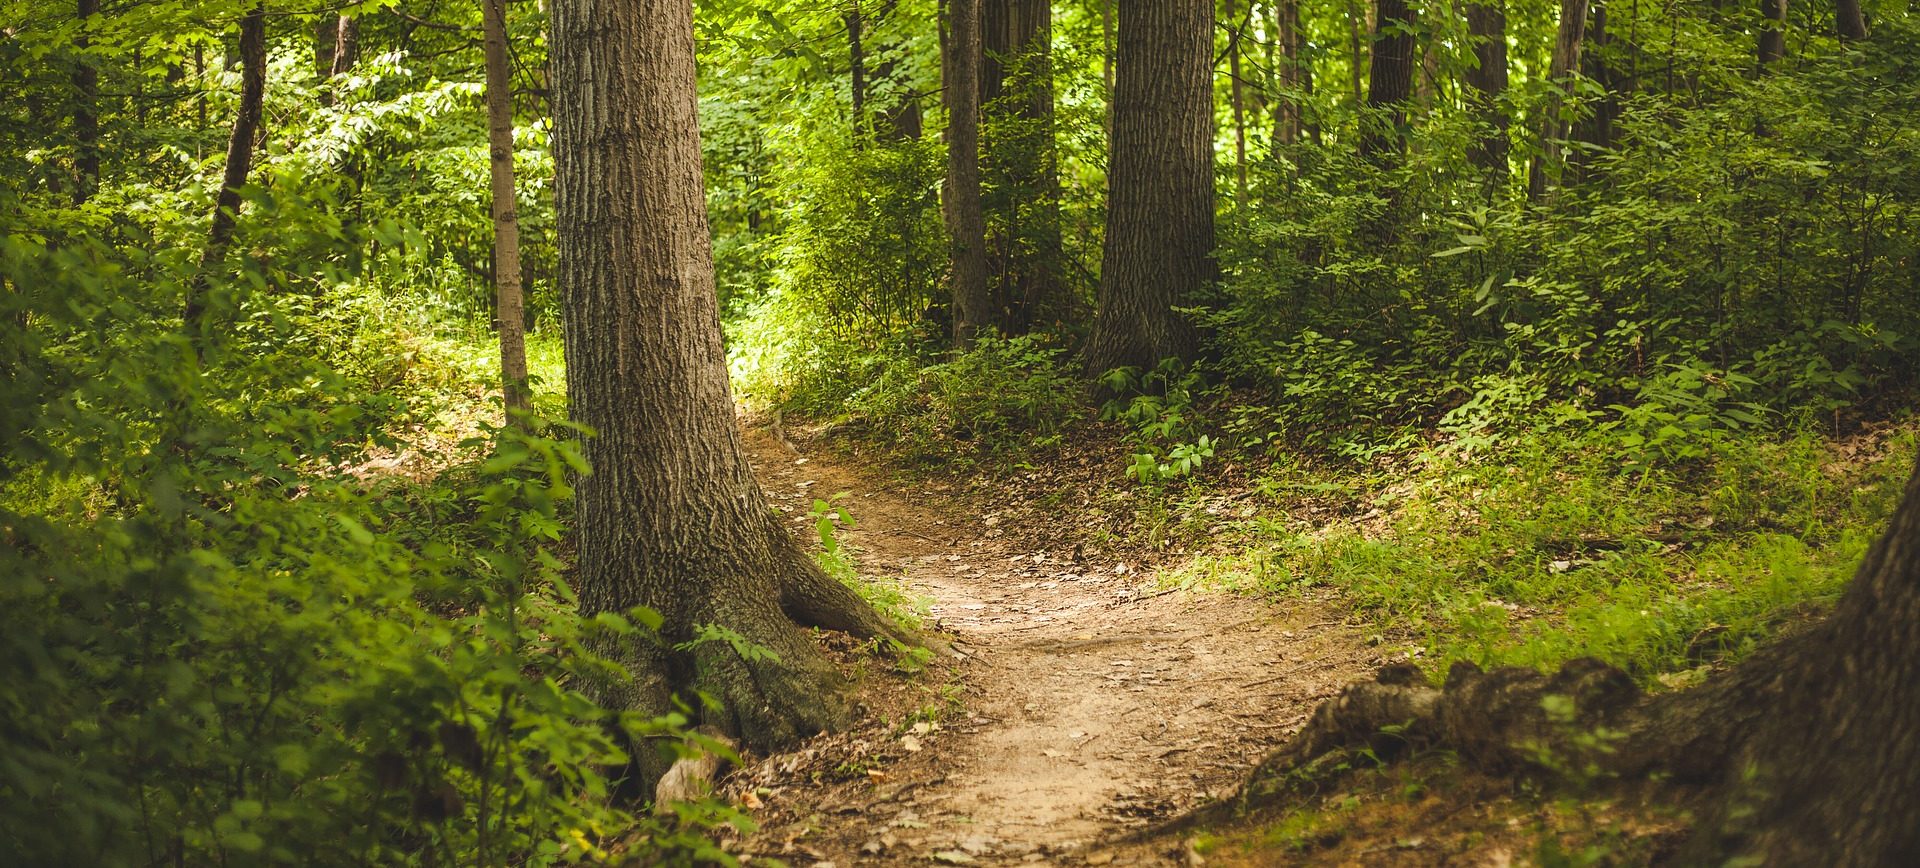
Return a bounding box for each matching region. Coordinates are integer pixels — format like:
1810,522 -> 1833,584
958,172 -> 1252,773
1167,426 -> 1916,684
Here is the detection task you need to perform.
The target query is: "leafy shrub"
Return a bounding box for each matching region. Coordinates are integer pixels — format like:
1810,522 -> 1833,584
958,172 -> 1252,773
844,333 -> 1084,461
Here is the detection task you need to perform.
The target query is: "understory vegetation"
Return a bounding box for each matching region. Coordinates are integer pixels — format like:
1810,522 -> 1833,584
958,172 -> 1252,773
6,0 -> 1918,863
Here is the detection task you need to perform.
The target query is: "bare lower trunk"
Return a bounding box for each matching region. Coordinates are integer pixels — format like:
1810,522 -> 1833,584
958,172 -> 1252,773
483,0 -> 530,422
1214,458 -> 1920,865
1527,0 -> 1589,202
944,0 -> 990,348
1359,0 -> 1416,162
1836,0 -> 1867,41
1757,0 -> 1787,67
183,2 -> 266,337
1083,0 -> 1213,378
1275,0 -> 1302,146
549,0 -> 910,777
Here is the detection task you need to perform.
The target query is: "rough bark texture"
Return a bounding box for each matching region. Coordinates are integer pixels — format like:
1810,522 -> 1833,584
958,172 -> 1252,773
1836,0 -> 1867,41
944,0 -> 991,348
549,0 -> 910,775
1572,3 -> 1617,183
1359,0 -> 1416,161
183,2 -> 266,336
482,0 -> 530,422
1083,0 -> 1213,379
72,0 -> 98,205
1757,0 -> 1787,67
980,0 -> 1064,334
1527,0 -> 1589,202
330,14 -> 359,78
1462,0 -> 1510,183
1212,457 -> 1920,865
847,6 -> 867,135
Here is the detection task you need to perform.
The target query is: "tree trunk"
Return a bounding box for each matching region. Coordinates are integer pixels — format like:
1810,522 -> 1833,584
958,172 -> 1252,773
331,13 -> 359,77
1526,0 -> 1588,202
944,0 -> 990,348
1346,0 -> 1366,109
1462,0 -> 1510,185
1358,0 -> 1416,162
1836,0 -> 1867,41
548,0 -> 911,771
71,0 -> 98,205
183,1 -> 266,337
1083,0 -> 1213,378
848,5 -> 867,137
980,0 -> 1063,335
1221,455 -> 1920,863
1757,0 -> 1787,67
1571,2 -> 1616,184
483,0 -> 530,423
1275,0 -> 1302,146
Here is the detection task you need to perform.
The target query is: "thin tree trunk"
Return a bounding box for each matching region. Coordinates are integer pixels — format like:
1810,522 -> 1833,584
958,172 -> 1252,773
548,0 -> 909,773
483,0 -> 530,422
945,0 -> 990,348
848,4 -> 867,137
1757,0 -> 1787,67
183,2 -> 267,337
1836,0 -> 1867,40
1347,0 -> 1365,109
1275,0 -> 1302,146
1463,0 -> 1510,185
331,14 -> 359,77
1084,0 -> 1213,378
72,0 -> 99,205
1526,0 -> 1588,202
1228,0 -> 1248,207
1572,2 -> 1616,183
1359,0 -> 1416,162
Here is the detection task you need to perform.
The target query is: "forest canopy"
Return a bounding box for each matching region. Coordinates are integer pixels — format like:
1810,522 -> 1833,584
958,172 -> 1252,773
3,0 -> 1918,863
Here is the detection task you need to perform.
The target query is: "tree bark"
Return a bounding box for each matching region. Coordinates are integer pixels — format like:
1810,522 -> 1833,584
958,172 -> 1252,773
1358,0 -> 1416,162
1526,0 -> 1588,202
944,0 -> 991,348
1757,0 -> 1787,67
71,0 -> 99,205
483,0 -> 530,423
1462,0 -> 1510,184
1216,458 -> 1920,865
1346,0 -> 1366,109
1836,0 -> 1867,41
331,13 -> 359,77
1083,0 -> 1213,378
980,0 -> 1063,334
1571,2 -> 1616,183
548,0 -> 911,771
183,2 -> 267,337
848,4 -> 867,137
1275,0 -> 1303,146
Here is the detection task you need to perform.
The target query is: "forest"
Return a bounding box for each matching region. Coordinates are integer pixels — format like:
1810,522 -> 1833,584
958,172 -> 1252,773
3,0 -> 1919,864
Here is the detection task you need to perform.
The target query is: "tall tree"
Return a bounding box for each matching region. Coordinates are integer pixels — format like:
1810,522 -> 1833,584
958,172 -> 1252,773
548,0 -> 909,767
1572,1 -> 1617,182
945,0 -> 990,347
981,0 -> 1063,333
1526,0 -> 1589,202
1757,0 -> 1787,67
847,2 -> 867,134
1227,0 -> 1248,205
1462,0 -> 1511,184
482,0 -> 529,422
183,1 -> 267,337
1836,0 -> 1868,40
1083,0 -> 1213,378
1274,0 -> 1304,146
1359,0 -> 1416,161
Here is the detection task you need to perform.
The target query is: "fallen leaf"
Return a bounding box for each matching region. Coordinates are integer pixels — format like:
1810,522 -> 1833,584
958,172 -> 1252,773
932,850 -> 975,864
901,735 -> 923,752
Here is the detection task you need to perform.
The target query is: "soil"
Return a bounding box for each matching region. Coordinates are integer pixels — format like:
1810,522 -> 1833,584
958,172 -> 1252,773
721,426 -> 1380,866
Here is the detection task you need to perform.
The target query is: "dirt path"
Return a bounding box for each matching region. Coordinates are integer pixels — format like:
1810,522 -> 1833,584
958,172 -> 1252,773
735,428 -> 1377,866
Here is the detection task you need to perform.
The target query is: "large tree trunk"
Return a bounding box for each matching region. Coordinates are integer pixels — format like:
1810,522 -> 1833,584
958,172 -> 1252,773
1757,0 -> 1787,67
944,0 -> 991,348
183,1 -> 266,338
483,0 -> 530,423
548,0 -> 910,774
1571,2 -> 1616,184
1215,458 -> 1920,865
1358,0 -> 1416,162
1462,0 -> 1509,184
980,0 -> 1064,334
1083,0 -> 1213,378
1836,0 -> 1867,41
1526,0 -> 1588,202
